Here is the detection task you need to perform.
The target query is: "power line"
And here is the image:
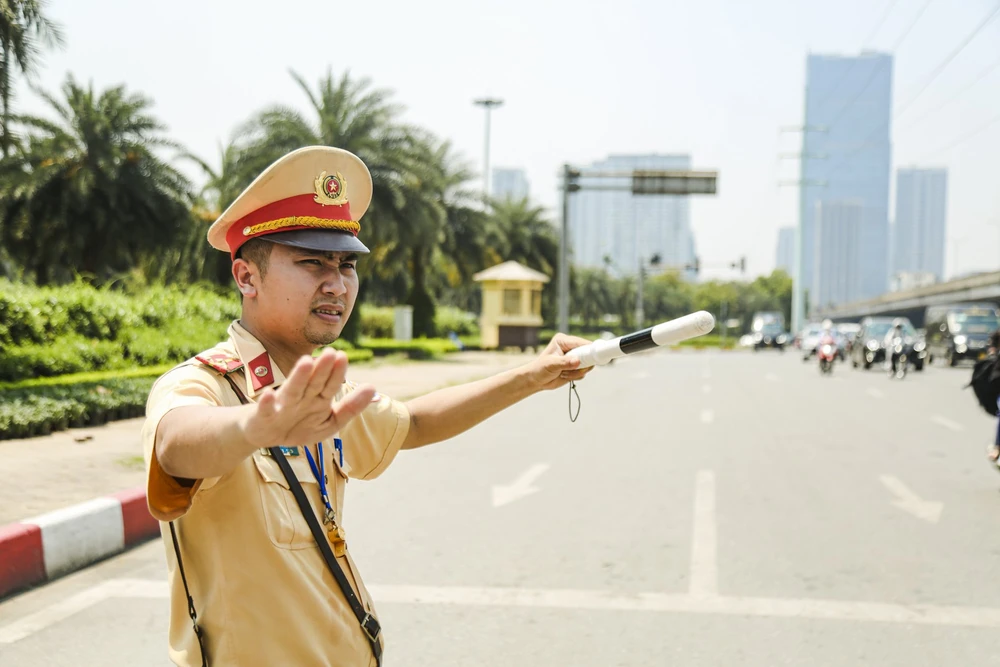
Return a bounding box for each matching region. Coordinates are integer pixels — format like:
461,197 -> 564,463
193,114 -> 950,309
817,0 -> 935,135
893,2 -> 1000,118
915,108 -> 1000,162
864,0 -> 904,45
811,0 -> 903,111
823,1 -> 1000,180
902,50 -> 1000,128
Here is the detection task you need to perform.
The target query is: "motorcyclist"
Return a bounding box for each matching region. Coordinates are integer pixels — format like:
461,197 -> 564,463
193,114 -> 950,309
817,320 -> 838,364
883,319 -> 908,375
818,319 -> 837,349
987,330 -> 1000,465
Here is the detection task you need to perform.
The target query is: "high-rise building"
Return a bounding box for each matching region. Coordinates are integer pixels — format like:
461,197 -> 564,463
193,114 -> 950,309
492,168 -> 529,201
776,227 -> 795,274
892,167 -> 947,281
568,154 -> 696,277
814,200 -> 863,308
801,52 -> 893,307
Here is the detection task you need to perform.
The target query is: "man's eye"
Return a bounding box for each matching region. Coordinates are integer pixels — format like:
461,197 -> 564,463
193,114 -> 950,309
301,260 -> 322,266
342,263 -> 357,272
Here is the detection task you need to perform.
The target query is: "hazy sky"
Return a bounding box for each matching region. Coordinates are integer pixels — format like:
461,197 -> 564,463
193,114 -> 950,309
19,0 -> 1000,280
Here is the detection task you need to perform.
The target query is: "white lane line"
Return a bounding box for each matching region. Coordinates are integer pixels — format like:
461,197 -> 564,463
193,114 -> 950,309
9,576 -> 1000,643
700,409 -> 714,424
689,470 -> 718,598
492,463 -> 550,508
930,415 -> 964,432
765,373 -> 779,382
0,580 -> 116,643
631,371 -> 650,380
867,388 -> 884,399
702,368 -> 712,380
702,385 -> 712,394
369,587 -> 1000,628
879,475 -> 943,523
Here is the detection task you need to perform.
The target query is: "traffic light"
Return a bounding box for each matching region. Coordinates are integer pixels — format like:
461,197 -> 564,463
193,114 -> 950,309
730,256 -> 746,274
565,167 -> 581,193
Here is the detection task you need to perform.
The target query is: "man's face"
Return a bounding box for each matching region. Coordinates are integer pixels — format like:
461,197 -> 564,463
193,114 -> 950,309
244,244 -> 359,349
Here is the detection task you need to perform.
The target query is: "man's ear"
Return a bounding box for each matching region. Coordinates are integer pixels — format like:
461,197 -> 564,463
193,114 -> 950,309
233,259 -> 258,298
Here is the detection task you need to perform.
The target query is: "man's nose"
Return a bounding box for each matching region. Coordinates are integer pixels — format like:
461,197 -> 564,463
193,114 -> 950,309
321,270 -> 347,296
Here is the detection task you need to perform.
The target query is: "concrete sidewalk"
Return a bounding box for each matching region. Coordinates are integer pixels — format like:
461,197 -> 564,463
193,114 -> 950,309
0,350 -> 533,525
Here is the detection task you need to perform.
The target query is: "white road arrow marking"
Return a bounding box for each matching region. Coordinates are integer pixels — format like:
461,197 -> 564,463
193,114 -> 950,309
765,373 -> 779,382
867,387 -> 884,399
700,409 -> 714,424
879,475 -> 943,523
492,463 -> 550,507
702,384 -> 712,394
930,415 -> 964,432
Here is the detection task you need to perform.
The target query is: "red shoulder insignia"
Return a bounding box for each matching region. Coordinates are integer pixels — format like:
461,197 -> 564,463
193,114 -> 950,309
195,352 -> 244,375
247,352 -> 275,391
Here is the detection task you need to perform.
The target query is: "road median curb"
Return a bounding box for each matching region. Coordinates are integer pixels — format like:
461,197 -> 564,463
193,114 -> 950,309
0,486 -> 157,598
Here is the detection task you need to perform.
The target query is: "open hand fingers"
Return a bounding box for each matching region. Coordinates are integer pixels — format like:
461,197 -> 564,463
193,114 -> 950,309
327,383 -> 376,431
304,349 -> 338,398
279,355 -> 317,404
559,367 -> 591,382
320,351 -> 350,398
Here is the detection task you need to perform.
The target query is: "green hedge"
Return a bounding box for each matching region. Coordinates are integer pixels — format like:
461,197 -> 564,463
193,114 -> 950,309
0,378 -> 155,440
357,304 -> 479,339
0,280 -> 237,382
0,346 -> 376,439
360,338 -> 459,360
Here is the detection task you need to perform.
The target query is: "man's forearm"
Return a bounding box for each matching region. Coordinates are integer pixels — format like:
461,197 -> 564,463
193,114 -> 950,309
155,404 -> 260,479
402,366 -> 538,449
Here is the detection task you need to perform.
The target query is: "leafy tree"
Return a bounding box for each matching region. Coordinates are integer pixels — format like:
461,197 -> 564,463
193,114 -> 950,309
0,75 -> 191,284
0,0 -> 62,156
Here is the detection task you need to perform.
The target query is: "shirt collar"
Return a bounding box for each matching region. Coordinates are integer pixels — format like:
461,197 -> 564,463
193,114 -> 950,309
228,320 -> 288,398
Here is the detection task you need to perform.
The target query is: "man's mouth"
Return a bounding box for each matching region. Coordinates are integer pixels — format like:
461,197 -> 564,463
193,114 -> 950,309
312,306 -> 344,322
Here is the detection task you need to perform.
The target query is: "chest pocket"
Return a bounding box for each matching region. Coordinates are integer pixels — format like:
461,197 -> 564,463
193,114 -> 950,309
252,452 -> 324,550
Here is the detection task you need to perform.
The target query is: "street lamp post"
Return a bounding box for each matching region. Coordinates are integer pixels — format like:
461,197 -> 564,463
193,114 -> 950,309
473,97 -> 503,200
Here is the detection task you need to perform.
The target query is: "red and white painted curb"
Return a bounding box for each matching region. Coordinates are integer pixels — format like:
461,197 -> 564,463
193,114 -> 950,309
0,487 -> 158,598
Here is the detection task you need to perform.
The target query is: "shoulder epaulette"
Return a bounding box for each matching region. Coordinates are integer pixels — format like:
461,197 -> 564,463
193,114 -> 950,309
195,351 -> 244,375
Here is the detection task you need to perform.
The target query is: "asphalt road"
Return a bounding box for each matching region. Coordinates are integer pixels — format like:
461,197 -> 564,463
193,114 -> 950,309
3,349 -> 1000,666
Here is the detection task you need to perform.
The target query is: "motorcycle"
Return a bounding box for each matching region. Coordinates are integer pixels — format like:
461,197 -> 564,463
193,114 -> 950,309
818,339 -> 837,375
886,337 -> 912,380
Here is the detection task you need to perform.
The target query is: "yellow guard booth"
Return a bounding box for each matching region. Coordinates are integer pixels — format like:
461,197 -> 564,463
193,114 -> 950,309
474,261 -> 550,350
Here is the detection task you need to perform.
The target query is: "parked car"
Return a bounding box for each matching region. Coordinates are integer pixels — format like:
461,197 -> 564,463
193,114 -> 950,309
924,303 -> 1000,366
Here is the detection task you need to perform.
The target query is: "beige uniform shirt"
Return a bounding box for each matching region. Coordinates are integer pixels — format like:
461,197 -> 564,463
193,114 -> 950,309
141,321 -> 410,667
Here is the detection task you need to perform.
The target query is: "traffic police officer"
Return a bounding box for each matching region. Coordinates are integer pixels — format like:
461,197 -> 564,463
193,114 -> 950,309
142,146 -> 592,666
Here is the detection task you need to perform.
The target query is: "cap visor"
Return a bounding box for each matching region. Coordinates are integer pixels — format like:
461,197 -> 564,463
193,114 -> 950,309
261,229 -> 370,254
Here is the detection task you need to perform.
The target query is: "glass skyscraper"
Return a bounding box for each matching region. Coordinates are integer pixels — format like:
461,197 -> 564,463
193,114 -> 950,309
892,167 -> 948,281
492,168 -> 529,201
801,52 -> 893,307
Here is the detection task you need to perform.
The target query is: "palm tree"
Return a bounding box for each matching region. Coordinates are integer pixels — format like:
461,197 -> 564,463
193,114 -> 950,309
0,0 -> 63,156
572,267 -> 615,329
161,140 -> 247,284
0,75 -> 191,284
485,197 -> 559,276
